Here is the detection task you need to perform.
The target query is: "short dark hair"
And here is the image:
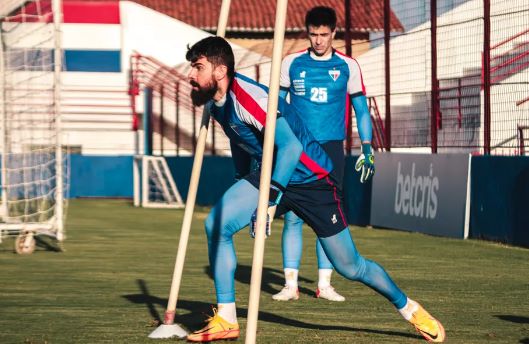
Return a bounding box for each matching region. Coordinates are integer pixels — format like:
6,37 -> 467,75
305,6 -> 337,31
186,36 -> 235,79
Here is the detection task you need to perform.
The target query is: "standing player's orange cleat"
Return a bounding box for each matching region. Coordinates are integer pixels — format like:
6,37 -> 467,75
409,303 -> 446,342
187,308 -> 240,342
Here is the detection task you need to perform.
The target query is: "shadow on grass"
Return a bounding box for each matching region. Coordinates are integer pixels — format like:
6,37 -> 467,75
495,315 -> 529,344
495,315 -> 529,324
205,264 -> 316,298
123,279 -> 419,340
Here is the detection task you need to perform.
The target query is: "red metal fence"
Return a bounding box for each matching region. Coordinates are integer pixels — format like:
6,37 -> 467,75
352,0 -> 529,155
131,0 -> 529,156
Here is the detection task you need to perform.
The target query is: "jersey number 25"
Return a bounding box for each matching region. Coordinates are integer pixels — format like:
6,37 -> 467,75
310,87 -> 328,103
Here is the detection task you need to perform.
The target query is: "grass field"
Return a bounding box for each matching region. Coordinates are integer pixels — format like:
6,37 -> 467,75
1,199 -> 528,344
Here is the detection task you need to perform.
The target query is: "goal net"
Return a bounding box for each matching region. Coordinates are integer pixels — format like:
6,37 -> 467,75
0,0 -> 68,253
133,156 -> 184,209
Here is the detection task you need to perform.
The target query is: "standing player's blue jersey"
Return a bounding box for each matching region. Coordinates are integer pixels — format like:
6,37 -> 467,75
280,49 -> 366,142
205,73 -> 333,185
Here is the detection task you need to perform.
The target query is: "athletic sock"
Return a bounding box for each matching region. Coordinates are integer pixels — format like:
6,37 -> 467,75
318,268 -> 333,289
398,298 -> 418,321
284,268 -> 299,288
217,302 -> 237,324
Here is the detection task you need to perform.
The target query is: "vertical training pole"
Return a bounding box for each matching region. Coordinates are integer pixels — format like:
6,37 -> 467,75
216,0 -> 231,37
155,0 -> 232,333
52,0 -> 65,240
245,0 -> 288,343
0,20 -> 9,223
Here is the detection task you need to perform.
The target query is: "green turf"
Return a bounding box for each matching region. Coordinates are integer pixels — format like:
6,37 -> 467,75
1,199 -> 528,343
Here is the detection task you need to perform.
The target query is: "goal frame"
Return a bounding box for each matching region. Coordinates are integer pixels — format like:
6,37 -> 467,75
133,155 -> 184,209
0,0 -> 66,249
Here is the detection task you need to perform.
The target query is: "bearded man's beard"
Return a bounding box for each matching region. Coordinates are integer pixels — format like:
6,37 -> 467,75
190,79 -> 218,106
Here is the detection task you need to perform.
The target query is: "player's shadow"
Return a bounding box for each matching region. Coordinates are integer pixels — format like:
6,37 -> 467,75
204,264 -> 316,298
494,315 -> 529,344
495,315 -> 529,324
123,279 -> 419,340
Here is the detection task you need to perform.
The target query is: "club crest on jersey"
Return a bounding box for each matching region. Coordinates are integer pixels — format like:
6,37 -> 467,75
300,71 -> 306,78
329,69 -> 340,81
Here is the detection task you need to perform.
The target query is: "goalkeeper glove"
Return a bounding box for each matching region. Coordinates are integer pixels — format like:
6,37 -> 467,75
250,181 -> 284,238
355,143 -> 375,183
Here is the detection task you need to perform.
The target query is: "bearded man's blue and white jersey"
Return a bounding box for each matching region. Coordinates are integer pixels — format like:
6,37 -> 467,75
280,49 -> 366,142
205,73 -> 333,185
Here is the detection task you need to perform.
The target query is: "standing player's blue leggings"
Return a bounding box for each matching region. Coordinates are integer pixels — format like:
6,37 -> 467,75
282,211 -> 333,270
204,179 -> 407,309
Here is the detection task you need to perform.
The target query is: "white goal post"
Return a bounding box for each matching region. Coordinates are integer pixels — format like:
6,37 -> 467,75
0,0 -> 68,254
133,155 -> 184,209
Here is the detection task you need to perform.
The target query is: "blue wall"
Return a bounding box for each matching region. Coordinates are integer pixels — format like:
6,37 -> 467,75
68,155 -> 369,224
470,156 -> 529,247
70,155 -> 133,198
69,155 -> 236,205
68,154 -> 529,247
165,156 -> 236,206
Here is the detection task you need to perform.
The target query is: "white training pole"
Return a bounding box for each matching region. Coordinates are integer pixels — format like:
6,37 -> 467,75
0,18 -> 9,226
245,0 -> 288,343
148,0 -> 232,339
148,112 -> 210,339
52,0 -> 65,242
216,0 -> 231,37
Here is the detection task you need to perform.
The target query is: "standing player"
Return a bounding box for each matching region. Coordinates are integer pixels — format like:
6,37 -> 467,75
273,6 -> 374,302
184,36 -> 445,343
